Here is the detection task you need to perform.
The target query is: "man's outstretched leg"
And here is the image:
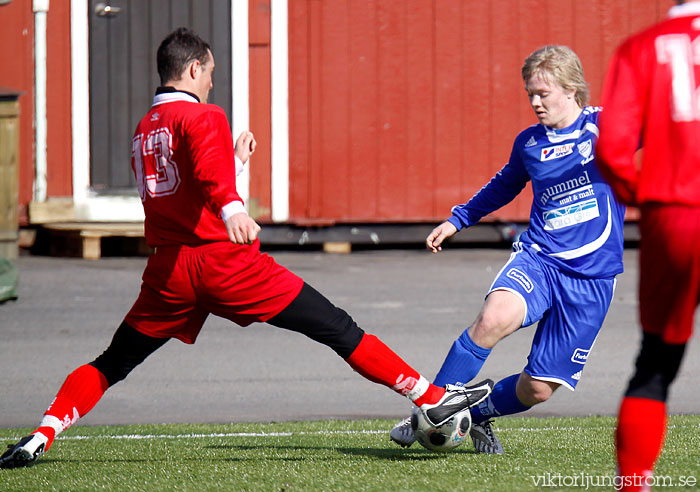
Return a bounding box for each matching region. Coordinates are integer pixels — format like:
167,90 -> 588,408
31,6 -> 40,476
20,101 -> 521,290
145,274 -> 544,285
345,332 -> 493,426
0,365 -> 108,469
0,322 -> 168,469
267,283 -> 494,427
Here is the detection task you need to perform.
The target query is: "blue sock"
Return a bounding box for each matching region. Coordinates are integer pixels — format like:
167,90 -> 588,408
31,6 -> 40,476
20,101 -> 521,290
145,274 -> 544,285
470,373 -> 531,425
433,330 -> 491,387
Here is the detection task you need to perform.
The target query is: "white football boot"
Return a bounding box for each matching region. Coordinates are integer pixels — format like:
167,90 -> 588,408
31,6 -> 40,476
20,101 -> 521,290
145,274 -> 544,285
0,433 -> 49,469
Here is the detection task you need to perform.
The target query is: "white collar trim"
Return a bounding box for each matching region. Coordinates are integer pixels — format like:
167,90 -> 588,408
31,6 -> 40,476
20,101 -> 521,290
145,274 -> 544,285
668,2 -> 700,19
152,92 -> 199,107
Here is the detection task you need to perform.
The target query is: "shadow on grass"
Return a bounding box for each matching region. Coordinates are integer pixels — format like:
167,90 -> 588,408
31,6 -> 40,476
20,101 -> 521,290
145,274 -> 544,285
204,443 -> 477,461
3,444 -> 478,467
0,458 -> 59,470
337,447 -> 447,461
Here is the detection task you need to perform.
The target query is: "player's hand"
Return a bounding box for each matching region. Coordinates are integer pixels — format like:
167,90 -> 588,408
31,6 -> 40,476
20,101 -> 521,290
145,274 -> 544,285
235,130 -> 257,164
225,212 -> 261,245
426,221 -> 458,253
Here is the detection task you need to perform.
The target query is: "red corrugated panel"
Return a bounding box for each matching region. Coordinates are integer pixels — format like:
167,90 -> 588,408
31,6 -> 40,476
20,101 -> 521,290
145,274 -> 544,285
0,0 -> 34,225
307,0 -> 324,221
249,45 -> 272,220
461,1 -> 492,202
288,0 -> 310,220
376,0 -> 409,219
288,0 -> 673,224
487,0 -> 530,221
433,0 -> 463,216
317,1 -> 351,221
249,0 -> 271,45
0,0 -> 73,224
249,0 -> 272,220
348,0 -> 379,219
46,0 -> 73,199
404,0 -> 435,219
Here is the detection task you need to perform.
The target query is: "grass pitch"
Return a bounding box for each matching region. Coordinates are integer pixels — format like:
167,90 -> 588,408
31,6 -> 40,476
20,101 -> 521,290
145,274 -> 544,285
1,416 -> 698,491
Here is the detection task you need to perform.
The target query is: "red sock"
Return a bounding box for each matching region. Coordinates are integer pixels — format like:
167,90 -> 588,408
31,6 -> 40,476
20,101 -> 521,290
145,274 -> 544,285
33,365 -> 109,450
345,334 -> 445,405
616,397 -> 667,488
412,384 -> 445,407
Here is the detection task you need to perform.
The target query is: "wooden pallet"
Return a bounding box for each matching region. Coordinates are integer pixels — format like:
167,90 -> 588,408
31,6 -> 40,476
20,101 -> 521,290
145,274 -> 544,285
322,241 -> 352,254
42,222 -> 147,260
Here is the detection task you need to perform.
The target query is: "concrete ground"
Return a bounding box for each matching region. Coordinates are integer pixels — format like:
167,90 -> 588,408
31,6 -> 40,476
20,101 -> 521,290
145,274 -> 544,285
1,247 -> 698,428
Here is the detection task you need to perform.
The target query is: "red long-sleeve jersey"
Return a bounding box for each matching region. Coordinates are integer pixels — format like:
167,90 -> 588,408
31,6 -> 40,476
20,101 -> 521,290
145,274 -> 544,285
597,3 -> 700,207
131,91 -> 243,246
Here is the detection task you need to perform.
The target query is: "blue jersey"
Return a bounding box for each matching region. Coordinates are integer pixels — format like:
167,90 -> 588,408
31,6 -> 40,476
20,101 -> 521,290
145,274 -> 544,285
448,108 -> 625,279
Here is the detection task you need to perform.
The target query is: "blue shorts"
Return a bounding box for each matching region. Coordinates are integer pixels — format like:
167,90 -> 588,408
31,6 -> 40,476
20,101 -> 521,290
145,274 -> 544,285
489,243 -> 616,390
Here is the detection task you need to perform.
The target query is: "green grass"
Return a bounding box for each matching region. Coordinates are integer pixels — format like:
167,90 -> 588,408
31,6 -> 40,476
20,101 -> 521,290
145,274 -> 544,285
1,416 -> 699,491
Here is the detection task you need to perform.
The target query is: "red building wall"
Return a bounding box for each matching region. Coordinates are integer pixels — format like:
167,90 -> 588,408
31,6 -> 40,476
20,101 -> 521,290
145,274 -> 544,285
45,0 -> 73,201
287,0 -> 672,224
0,0 -> 72,225
0,1 -> 673,226
249,0 -> 273,221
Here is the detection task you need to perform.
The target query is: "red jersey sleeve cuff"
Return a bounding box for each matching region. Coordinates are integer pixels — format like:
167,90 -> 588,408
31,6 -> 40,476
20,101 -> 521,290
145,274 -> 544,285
221,200 -> 247,222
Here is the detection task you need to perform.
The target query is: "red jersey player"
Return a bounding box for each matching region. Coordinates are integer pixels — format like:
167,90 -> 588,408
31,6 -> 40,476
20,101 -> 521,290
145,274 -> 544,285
597,1 -> 700,490
0,28 -> 493,468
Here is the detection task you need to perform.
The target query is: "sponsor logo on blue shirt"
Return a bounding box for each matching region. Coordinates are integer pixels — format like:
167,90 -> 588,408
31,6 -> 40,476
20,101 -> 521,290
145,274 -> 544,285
540,143 -> 575,161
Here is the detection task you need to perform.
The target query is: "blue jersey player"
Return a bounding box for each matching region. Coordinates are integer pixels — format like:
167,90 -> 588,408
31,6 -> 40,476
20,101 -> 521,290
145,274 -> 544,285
391,46 -> 625,454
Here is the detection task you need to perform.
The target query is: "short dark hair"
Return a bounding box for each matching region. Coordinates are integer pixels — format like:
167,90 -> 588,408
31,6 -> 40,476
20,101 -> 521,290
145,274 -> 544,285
157,28 -> 212,84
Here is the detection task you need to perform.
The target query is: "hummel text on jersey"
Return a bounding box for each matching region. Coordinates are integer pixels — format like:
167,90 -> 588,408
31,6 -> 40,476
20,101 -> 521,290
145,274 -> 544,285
539,170 -> 591,205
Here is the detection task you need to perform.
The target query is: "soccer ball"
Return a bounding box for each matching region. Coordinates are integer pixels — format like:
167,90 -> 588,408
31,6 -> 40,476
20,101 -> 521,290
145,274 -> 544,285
411,406 -> 472,452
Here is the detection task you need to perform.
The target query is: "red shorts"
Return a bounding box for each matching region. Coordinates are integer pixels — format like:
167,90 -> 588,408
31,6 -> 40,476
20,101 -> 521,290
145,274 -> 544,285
124,240 -> 303,344
639,204 -> 700,344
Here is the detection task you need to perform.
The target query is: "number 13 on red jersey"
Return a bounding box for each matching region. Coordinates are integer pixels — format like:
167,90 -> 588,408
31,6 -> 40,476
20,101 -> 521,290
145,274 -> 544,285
132,128 -> 181,200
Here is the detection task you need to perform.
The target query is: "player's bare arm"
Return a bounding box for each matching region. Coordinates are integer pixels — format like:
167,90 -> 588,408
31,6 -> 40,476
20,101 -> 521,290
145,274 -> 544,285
225,212 -> 261,245
235,131 -> 256,163
426,221 -> 458,253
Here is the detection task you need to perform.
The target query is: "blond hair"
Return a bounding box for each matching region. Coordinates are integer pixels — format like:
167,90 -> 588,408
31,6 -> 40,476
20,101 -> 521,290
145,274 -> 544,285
522,45 -> 589,108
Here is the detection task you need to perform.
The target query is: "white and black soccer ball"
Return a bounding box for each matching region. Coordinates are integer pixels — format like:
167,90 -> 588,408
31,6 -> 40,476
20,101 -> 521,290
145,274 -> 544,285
411,406 -> 472,452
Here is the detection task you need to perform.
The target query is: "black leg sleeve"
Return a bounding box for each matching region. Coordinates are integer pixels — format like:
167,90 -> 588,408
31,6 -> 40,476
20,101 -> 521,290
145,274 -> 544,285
267,283 -> 365,359
625,332 -> 687,402
89,321 -> 170,387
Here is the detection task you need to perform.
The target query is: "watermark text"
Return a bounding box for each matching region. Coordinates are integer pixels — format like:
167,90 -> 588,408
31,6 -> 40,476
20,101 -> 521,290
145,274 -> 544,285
530,472 -> 697,490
